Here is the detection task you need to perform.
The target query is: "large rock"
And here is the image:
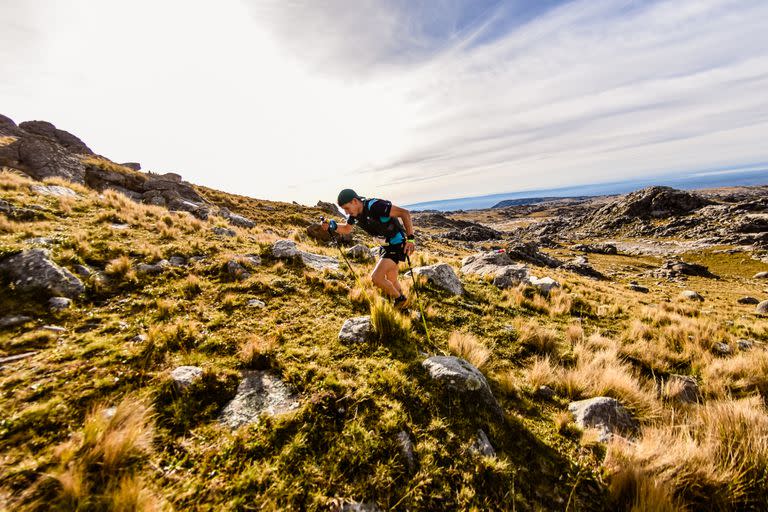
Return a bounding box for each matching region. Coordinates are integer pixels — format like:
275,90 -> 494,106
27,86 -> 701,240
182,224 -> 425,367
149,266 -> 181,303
505,242 -> 562,268
491,264 -> 529,289
461,251 -> 530,289
560,255 -> 605,279
219,207 -> 255,228
526,276 -> 560,295
0,249 -> 84,298
568,397 -> 637,442
443,224 -> 501,241
18,120 -> 93,154
410,263 -> 463,295
272,239 -> 339,271
649,259 -> 715,280
571,243 -> 618,255
30,184 -> 79,197
422,356 -> 502,417
219,371 -> 300,429
339,316 -> 372,343
756,300 -> 768,316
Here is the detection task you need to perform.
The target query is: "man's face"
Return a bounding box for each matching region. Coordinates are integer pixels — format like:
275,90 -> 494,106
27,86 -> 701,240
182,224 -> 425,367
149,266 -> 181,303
341,198 -> 361,216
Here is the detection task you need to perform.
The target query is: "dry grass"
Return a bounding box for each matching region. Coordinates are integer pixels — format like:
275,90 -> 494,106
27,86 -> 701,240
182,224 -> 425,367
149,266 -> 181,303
701,349 -> 768,399
105,255 -> 137,283
27,396 -> 160,511
517,319 -> 560,356
239,334 -> 278,369
605,397 -> 768,510
370,296 -> 412,342
447,331 -> 491,369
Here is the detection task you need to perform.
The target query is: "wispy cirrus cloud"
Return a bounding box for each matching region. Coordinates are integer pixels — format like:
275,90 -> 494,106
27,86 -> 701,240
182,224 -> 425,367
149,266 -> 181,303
1,0 -> 767,205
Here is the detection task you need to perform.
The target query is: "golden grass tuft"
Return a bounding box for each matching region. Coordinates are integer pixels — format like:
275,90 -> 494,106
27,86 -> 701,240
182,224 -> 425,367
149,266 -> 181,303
32,396 -> 160,511
447,330 -> 491,369
517,319 -> 560,356
238,334 -> 278,369
605,397 -> 768,510
105,255 -> 137,283
370,295 -> 411,342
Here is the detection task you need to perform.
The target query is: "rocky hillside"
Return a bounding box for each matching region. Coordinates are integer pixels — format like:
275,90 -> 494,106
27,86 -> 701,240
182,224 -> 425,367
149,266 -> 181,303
2,114 -> 768,511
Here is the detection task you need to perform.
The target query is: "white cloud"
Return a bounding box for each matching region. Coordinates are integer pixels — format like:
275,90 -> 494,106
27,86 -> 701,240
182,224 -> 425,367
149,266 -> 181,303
1,0 -> 767,206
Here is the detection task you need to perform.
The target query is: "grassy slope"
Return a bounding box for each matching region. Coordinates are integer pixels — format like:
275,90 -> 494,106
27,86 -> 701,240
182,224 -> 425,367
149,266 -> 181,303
1,170 -> 767,511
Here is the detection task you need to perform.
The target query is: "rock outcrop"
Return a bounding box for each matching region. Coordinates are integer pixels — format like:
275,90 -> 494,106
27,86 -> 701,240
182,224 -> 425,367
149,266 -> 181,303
0,249 -> 84,298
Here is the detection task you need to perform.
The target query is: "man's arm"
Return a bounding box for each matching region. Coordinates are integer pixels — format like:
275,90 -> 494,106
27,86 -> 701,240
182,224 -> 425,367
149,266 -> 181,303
389,205 -> 414,237
389,205 -> 416,255
321,220 -> 354,236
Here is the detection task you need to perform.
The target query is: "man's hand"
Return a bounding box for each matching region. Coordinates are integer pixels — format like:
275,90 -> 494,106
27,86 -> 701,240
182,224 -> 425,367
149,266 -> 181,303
404,240 -> 415,255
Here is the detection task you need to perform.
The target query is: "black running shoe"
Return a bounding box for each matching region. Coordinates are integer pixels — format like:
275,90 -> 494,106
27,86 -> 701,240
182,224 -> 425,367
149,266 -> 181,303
393,294 -> 408,310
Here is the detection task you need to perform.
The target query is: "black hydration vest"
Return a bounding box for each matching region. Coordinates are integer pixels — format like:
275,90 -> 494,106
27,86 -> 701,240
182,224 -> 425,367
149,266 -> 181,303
352,198 -> 406,244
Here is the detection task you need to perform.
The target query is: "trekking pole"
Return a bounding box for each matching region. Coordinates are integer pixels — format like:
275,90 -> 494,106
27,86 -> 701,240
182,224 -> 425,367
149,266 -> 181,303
406,254 -> 433,346
321,216 -> 365,290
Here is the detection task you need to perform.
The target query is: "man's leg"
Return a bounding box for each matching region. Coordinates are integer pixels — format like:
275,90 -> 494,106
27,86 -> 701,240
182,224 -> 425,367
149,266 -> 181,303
371,257 -> 401,298
385,263 -> 402,295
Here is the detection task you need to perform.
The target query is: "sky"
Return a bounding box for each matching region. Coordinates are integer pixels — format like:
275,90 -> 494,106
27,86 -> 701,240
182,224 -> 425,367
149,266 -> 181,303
1,0 -> 767,206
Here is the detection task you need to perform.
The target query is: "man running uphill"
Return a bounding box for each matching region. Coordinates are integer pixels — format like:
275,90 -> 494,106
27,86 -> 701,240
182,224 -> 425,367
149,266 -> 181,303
321,189 -> 415,309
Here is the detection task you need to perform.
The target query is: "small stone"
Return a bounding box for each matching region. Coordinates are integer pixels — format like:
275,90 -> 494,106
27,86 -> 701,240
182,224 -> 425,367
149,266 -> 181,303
171,366 -> 203,390
129,333 -> 147,343
136,260 -> 170,275
213,226 -> 237,237
712,342 -> 731,355
169,255 -> 187,267
110,223 -> 129,230
41,325 -> 67,333
753,271 -> 768,279
536,385 -> 555,399
680,290 -> 703,301
103,407 -> 117,420
470,428 -> 496,457
736,339 -> 753,351
422,356 -> 502,418
396,431 -> 417,474
48,296 -> 72,310
737,296 -> 759,305
272,239 -> 300,258
756,300 -> 768,316
247,299 -> 266,308
0,351 -> 37,364
347,244 -> 373,261
339,316 -> 372,343
568,397 -> 637,442
628,283 -> 649,293
0,315 -> 32,329
73,264 -> 92,277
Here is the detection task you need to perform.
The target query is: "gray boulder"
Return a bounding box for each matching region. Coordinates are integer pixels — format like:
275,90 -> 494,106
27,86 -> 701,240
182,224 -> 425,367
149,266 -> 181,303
347,244 -> 373,261
506,242 -> 562,268
410,263 -> 463,295
219,207 -> 256,229
272,239 -> 339,271
753,271 -> 768,279
30,184 -> 79,197
171,366 -> 203,390
680,290 -> 703,301
491,264 -> 529,289
212,226 -> 236,237
0,249 -> 84,298
339,316 -> 372,343
461,251 -> 514,275
272,239 -> 300,258
247,299 -> 266,308
757,300 -> 768,316
219,371 -> 300,429
526,276 -> 560,295
560,255 -> 605,280
572,243 -> 618,255
422,356 -> 502,417
663,374 -> 699,403
568,397 -> 637,442
738,296 -> 759,305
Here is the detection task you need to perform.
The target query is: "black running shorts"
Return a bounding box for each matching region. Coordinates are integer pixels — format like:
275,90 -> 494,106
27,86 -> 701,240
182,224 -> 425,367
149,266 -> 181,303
379,242 -> 407,263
